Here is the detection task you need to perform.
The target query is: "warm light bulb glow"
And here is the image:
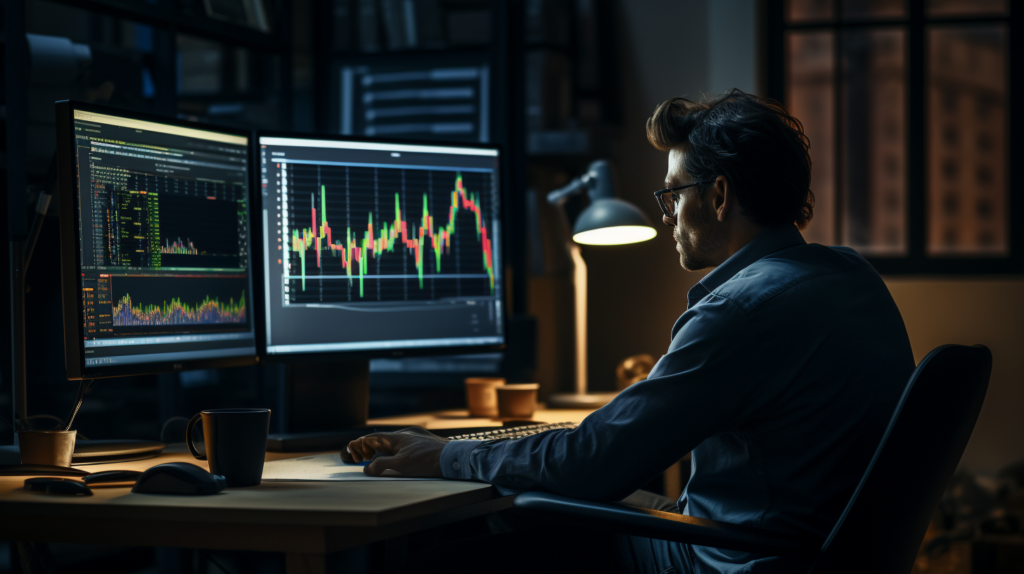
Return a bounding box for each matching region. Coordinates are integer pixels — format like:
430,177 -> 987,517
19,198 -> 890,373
573,225 -> 657,246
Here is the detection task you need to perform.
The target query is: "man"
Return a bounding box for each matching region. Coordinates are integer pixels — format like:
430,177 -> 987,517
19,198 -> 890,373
343,90 -> 915,573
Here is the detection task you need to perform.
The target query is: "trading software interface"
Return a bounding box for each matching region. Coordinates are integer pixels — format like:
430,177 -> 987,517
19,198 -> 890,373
259,136 -> 504,355
71,110 -> 256,367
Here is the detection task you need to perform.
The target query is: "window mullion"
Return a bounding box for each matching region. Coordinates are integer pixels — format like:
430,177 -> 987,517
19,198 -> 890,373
907,0 -> 926,268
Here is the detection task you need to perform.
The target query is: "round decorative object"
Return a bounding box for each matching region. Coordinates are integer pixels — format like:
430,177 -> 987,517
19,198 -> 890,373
616,354 -> 657,390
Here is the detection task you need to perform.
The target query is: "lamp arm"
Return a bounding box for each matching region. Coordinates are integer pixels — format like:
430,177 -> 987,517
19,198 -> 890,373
546,175 -> 592,206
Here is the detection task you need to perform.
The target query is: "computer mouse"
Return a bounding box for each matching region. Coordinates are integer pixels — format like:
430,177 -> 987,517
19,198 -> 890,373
131,462 -> 227,495
342,449 -> 380,466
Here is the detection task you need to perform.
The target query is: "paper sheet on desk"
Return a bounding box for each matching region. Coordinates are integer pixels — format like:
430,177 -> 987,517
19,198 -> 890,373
261,454 -> 439,481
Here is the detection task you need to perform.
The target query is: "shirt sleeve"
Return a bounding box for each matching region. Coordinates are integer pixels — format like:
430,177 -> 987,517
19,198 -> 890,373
438,294 -> 769,501
440,439 -> 481,480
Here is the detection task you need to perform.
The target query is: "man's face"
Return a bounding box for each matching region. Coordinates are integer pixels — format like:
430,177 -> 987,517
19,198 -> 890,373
663,148 -> 726,271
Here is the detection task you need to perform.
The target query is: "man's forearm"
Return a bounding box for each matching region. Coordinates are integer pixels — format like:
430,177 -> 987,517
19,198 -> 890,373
437,386 -> 694,500
440,439 -> 478,480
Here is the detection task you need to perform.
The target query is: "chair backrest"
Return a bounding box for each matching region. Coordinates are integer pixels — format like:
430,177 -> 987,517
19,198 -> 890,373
810,344 -> 992,574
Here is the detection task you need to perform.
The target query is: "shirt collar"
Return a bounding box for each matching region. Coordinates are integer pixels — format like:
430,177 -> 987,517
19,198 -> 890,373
685,225 -> 807,310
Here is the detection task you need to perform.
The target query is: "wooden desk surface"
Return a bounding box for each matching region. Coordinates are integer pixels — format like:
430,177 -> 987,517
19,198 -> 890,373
0,446 -> 509,567
367,406 -> 595,430
0,408 -> 599,572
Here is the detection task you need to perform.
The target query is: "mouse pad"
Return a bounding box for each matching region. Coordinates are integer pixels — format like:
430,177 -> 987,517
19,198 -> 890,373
261,454 -> 440,482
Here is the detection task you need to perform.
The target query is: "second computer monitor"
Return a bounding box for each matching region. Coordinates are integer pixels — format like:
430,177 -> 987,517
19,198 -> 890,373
257,135 -> 504,357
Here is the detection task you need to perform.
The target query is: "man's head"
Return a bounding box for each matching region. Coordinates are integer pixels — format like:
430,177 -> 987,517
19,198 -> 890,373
647,90 -> 814,271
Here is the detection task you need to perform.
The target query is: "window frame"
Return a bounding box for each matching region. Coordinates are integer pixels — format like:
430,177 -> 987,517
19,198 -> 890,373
765,0 -> 1022,274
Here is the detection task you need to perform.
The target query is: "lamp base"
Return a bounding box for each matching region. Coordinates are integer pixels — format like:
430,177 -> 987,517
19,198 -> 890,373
545,392 -> 618,409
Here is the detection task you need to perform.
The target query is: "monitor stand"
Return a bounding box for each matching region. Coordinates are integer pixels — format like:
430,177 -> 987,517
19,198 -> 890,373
268,359 -> 396,452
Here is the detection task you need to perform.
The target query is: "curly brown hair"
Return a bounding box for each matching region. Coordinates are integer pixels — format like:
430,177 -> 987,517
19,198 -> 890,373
646,89 -> 815,229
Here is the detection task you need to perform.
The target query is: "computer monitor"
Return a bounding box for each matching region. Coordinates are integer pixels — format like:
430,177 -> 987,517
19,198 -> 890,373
55,101 -> 258,379
256,134 -> 505,360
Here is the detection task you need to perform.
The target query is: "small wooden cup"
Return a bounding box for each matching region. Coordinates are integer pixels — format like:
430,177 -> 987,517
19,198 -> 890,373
497,383 -> 540,419
19,430 -> 77,467
465,377 -> 506,417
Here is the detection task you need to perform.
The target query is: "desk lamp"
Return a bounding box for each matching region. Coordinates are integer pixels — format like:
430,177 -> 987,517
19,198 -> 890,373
546,160 -> 656,408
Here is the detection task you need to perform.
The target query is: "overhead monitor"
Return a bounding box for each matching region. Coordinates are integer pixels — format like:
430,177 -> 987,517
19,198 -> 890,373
56,101 -> 258,379
257,134 -> 504,358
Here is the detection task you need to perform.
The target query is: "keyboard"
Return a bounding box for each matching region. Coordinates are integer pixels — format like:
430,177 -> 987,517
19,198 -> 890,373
446,422 -> 578,441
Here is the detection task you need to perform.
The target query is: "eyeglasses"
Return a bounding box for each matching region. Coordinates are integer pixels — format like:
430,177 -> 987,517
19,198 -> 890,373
653,182 -> 709,218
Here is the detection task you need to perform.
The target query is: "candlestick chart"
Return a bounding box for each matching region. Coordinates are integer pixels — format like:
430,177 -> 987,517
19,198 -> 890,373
282,164 -> 497,304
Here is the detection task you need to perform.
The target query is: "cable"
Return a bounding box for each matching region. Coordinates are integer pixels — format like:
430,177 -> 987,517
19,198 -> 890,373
5,414 -> 68,431
24,414 -> 66,429
15,416 -> 87,438
3,380 -> 97,435
62,379 -> 94,431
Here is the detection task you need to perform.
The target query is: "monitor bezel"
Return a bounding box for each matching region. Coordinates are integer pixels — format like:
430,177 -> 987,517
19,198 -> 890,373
56,100 -> 259,380
252,130 -> 508,363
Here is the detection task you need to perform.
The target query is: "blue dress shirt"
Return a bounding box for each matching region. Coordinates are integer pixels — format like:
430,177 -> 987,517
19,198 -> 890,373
441,225 -> 915,573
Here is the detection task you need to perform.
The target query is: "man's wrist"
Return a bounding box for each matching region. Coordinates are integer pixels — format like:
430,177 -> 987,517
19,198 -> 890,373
439,440 -> 481,480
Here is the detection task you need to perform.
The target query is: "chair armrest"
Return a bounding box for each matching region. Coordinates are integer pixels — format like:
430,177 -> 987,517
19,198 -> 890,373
513,492 -> 819,557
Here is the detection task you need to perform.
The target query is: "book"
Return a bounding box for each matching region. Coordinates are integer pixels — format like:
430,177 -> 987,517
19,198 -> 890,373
525,0 -> 570,46
415,0 -> 445,49
380,0 -> 408,51
447,9 -> 491,46
525,50 -> 572,130
333,0 -> 353,52
357,0 -> 381,53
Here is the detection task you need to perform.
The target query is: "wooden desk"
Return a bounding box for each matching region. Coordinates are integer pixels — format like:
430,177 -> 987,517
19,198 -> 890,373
2,406 -> 677,573
0,447 -> 508,574
367,405 -> 596,430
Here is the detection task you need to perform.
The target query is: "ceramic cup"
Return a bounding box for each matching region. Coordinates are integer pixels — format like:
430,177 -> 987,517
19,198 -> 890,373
496,384 -> 540,419
465,377 -> 506,417
19,430 -> 77,467
187,408 -> 271,487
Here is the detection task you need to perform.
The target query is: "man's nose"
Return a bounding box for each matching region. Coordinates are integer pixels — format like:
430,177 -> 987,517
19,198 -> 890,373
662,214 -> 676,227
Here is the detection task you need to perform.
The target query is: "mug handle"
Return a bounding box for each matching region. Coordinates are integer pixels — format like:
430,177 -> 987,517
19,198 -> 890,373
186,413 -> 206,460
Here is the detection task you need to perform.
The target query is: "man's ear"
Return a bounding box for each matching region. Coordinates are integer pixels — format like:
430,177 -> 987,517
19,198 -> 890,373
712,175 -> 732,222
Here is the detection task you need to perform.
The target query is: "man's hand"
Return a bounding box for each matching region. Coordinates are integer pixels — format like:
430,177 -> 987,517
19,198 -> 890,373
342,426 -> 448,477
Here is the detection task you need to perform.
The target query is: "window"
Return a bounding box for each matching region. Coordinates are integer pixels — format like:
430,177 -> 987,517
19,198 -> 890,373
768,0 -> 1019,273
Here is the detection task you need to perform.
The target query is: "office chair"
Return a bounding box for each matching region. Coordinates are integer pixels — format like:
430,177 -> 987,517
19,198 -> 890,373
514,344 -> 992,574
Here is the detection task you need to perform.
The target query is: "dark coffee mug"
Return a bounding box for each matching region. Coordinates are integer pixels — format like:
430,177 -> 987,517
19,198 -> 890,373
186,408 -> 271,487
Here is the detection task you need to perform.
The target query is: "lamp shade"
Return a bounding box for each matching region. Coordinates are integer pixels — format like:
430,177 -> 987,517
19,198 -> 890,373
571,198 -> 657,246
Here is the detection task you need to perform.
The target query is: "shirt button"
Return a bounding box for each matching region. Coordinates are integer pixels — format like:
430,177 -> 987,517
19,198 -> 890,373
453,461 -> 462,471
